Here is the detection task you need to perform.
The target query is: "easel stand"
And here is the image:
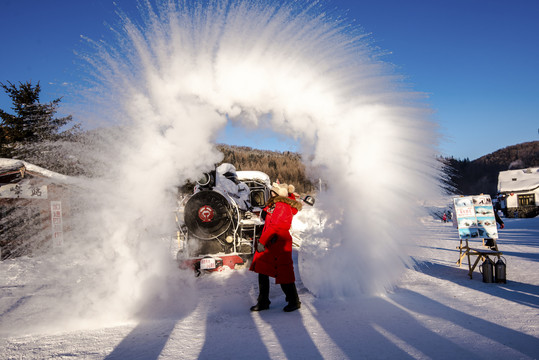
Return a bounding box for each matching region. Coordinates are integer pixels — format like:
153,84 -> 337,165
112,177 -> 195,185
457,238 -> 503,279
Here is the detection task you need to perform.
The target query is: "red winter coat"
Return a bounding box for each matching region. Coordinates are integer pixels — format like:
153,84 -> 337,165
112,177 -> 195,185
250,196 -> 302,284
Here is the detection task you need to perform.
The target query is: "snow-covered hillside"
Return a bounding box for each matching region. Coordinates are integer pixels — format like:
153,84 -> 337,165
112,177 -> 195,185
0,212 -> 538,359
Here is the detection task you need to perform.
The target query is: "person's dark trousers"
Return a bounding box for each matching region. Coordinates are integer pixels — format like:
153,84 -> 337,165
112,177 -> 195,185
250,274 -> 270,311
281,283 -> 301,312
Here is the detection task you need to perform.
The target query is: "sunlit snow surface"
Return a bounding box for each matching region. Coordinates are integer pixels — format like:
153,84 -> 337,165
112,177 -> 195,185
1,214 -> 538,359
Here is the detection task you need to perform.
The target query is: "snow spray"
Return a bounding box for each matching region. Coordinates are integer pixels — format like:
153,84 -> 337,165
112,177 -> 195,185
79,0 -> 442,298
2,0 -> 443,334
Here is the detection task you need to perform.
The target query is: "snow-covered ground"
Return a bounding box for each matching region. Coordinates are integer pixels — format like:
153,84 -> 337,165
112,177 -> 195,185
1,213 -> 538,359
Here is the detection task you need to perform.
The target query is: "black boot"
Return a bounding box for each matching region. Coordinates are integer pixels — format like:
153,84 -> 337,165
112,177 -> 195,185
281,283 -> 301,312
251,274 -> 271,311
250,302 -> 270,311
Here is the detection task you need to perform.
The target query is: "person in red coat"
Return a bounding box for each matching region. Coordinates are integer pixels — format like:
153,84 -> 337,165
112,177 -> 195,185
249,183 -> 302,312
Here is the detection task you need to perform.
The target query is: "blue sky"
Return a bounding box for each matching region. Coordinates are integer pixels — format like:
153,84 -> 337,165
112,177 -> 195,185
1,0 -> 538,160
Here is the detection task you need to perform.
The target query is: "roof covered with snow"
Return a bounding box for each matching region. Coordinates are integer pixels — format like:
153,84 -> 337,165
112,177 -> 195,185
236,170 -> 271,186
0,158 -> 72,183
498,167 -> 539,192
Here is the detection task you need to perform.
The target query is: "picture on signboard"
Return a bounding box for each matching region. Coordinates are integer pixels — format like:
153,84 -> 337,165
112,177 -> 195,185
458,227 -> 479,239
475,206 -> 494,216
473,195 -> 492,206
477,217 -> 495,227
454,197 -> 473,208
457,217 -> 477,228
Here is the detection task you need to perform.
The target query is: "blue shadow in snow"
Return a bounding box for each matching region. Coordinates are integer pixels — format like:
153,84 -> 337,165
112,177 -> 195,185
105,320 -> 177,360
415,261 -> 539,309
393,288 -> 539,359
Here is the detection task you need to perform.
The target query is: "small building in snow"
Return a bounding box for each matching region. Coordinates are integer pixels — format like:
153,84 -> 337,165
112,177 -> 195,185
497,167 -> 539,218
0,158 -> 74,260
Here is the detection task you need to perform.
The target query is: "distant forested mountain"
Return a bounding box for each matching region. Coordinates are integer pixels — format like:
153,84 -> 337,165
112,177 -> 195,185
441,141 -> 539,196
6,124 -> 536,196
222,141 -> 539,196
217,144 -> 316,193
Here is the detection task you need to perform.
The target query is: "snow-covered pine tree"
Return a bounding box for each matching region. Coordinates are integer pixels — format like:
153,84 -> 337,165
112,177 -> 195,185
0,81 -> 81,173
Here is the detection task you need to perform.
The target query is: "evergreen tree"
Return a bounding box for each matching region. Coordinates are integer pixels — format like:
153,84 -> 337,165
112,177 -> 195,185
0,81 -> 79,158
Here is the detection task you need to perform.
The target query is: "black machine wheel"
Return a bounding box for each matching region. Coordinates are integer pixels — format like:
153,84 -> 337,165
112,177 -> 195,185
184,190 -> 237,240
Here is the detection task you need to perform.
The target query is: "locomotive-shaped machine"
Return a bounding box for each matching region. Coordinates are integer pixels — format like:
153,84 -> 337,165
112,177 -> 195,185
176,163 -> 271,274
